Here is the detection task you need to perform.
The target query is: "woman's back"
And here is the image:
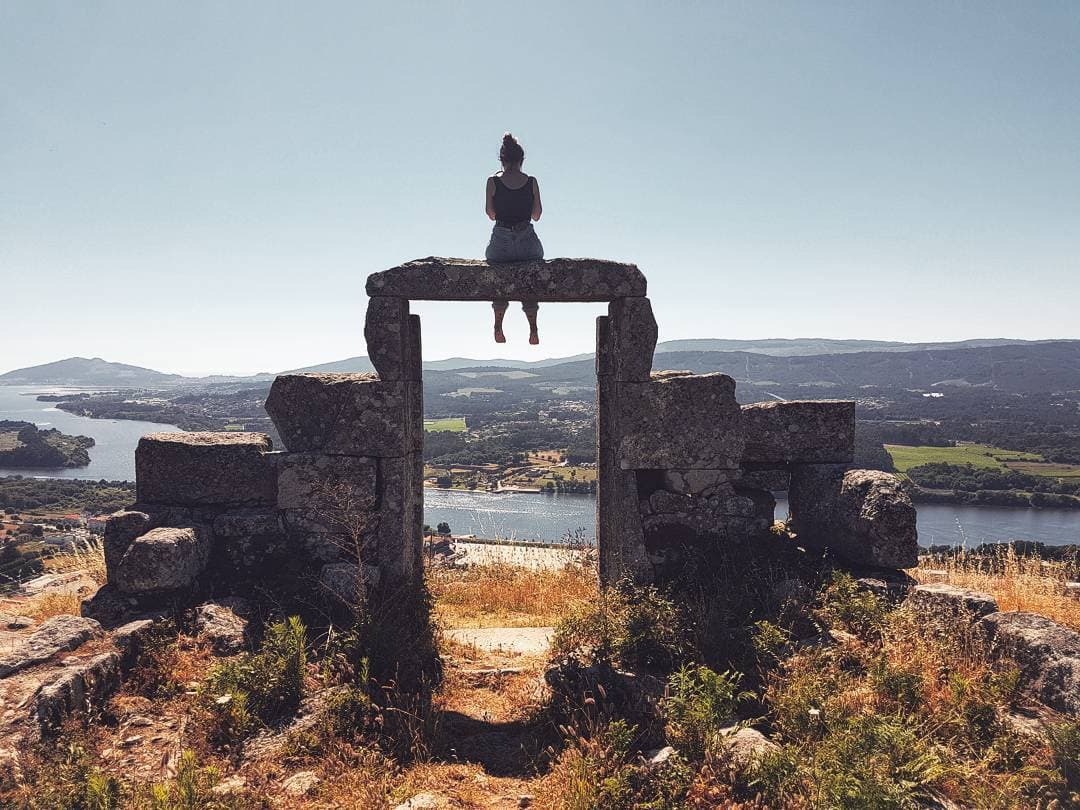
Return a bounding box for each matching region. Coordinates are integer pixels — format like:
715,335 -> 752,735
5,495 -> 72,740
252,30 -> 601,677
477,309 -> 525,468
491,172 -> 535,225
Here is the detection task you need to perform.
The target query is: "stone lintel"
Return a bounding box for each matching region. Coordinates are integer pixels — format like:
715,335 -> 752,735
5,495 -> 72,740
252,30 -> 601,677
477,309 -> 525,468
741,400 -> 855,465
265,373 -> 409,457
136,432 -> 275,507
366,257 -> 647,301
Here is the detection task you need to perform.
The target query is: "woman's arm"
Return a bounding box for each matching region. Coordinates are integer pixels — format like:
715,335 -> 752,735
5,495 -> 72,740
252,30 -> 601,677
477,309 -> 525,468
531,177 -> 542,221
485,177 -> 497,221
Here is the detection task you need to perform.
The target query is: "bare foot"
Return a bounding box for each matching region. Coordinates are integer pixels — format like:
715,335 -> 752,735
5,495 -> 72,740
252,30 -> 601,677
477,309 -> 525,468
529,330 -> 539,345
495,327 -> 507,344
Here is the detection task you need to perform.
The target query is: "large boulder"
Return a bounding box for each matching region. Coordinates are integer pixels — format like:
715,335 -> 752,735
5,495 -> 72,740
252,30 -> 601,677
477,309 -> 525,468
979,611 -> 1080,715
741,400 -> 855,465
265,373 -> 414,456
789,466 -> 918,568
617,372 -> 744,470
112,526 -> 211,594
365,256 -> 647,301
136,432 -> 275,506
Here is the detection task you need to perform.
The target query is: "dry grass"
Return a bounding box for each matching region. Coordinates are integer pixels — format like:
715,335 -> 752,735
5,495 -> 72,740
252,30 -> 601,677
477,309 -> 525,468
428,560 -> 597,628
44,535 -> 108,585
916,547 -> 1080,631
23,590 -> 84,620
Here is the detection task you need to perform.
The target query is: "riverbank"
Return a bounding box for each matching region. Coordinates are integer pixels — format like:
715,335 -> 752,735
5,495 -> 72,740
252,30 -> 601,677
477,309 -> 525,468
911,485 -> 1080,510
0,386 -> 182,481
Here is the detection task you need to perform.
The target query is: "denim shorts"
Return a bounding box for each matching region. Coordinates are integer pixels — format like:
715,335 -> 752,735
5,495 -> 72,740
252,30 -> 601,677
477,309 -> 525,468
485,223 -> 544,263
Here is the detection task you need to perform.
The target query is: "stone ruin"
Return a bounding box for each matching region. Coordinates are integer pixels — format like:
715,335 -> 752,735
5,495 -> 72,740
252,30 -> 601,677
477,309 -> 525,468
88,257 -> 918,624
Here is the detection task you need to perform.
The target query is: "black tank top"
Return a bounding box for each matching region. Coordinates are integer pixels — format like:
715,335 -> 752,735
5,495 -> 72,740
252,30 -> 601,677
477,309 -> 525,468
492,175 -> 534,225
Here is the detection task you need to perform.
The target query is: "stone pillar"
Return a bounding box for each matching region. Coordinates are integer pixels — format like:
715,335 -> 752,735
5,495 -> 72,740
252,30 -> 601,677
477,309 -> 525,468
596,298 -> 658,585
264,371 -> 422,590
364,297 -> 416,381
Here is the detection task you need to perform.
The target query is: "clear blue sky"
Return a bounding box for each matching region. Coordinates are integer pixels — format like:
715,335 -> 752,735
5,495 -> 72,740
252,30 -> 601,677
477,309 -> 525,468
3,1 -> 1078,376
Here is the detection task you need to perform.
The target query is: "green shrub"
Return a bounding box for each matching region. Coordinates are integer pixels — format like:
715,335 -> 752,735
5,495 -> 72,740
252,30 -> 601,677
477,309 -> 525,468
1049,719 -> 1080,791
801,715 -> 946,809
948,673 -> 999,748
203,616 -> 307,745
134,750 -> 260,810
751,620 -> 791,670
552,581 -> 689,674
662,665 -> 750,760
15,743 -> 121,810
868,656 -> 923,712
816,571 -> 889,639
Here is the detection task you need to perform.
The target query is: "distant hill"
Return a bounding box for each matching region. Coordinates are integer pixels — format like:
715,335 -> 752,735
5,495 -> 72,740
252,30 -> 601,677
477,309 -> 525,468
5,338 -> 1078,390
652,337 -> 1053,357
515,341 -> 1080,395
0,357 -> 182,387
286,338 -> 1065,374
282,357 -> 376,374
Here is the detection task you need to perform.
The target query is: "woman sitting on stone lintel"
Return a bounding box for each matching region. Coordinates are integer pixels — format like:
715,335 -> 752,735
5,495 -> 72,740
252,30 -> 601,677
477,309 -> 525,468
485,132 -> 544,345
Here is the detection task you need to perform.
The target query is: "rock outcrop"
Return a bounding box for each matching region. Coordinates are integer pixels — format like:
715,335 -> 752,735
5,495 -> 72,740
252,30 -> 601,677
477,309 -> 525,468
979,611 -> 1080,715
0,615 -> 103,678
908,583 -> 998,623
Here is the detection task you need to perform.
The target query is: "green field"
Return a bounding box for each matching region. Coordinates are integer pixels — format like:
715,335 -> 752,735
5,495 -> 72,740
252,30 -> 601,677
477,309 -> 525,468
886,443 -> 1043,474
1006,461 -> 1080,481
424,417 -> 467,433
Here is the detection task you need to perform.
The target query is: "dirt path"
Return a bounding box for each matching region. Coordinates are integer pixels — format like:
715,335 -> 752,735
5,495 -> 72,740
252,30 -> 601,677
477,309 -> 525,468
409,629 -> 552,808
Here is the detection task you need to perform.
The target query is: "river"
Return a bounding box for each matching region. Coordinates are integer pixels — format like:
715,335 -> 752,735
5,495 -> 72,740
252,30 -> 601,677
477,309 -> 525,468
2,384 -> 1078,546
0,385 -> 182,480
422,489 -> 1080,548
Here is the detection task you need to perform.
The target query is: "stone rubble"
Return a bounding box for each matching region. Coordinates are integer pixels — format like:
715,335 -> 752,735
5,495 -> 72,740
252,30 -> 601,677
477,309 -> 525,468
909,583 -> 998,623
194,599 -> 251,655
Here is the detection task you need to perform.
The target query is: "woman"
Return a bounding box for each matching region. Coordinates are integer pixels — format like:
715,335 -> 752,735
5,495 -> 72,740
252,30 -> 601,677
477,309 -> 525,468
485,132 -> 544,345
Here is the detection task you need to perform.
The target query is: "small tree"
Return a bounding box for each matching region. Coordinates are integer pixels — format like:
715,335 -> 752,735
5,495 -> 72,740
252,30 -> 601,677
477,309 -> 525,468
436,521 -> 451,536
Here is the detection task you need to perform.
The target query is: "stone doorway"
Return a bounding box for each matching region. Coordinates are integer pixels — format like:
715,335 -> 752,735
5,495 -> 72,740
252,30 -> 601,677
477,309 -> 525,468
361,257 -> 657,585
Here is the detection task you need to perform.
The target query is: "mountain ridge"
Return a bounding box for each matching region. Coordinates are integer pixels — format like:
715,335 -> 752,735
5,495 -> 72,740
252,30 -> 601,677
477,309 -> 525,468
3,338 -> 1078,387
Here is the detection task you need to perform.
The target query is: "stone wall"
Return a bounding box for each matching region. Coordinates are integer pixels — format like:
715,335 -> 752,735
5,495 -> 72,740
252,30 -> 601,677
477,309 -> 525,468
93,257 -> 919,620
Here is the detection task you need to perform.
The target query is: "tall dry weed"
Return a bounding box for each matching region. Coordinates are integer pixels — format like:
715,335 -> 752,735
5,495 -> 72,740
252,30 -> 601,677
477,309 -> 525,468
46,535 -> 108,586
917,546 -> 1080,631
429,560 -> 597,628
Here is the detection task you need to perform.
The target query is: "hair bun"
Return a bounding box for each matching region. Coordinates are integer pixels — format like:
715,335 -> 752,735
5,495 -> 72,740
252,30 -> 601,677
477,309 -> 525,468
499,132 -> 525,165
